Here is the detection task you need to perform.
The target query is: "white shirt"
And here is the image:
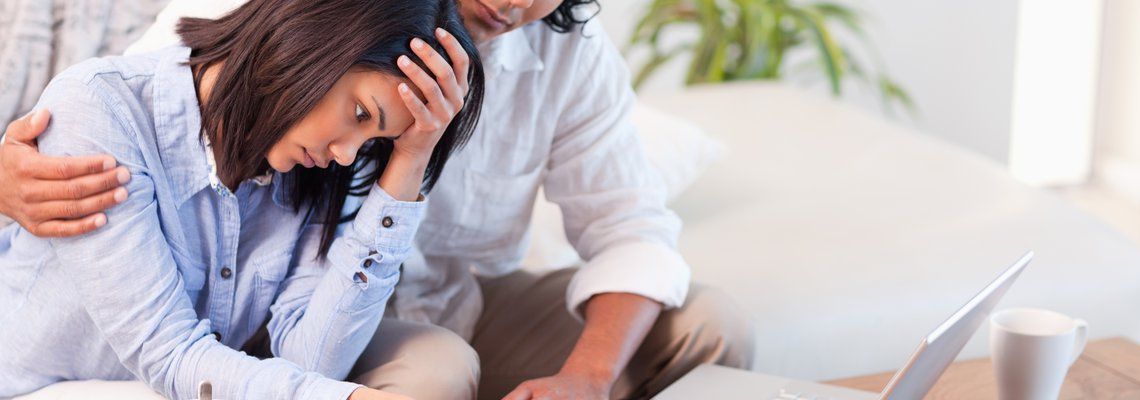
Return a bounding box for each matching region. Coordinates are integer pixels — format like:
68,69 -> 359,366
399,22 -> 689,338
127,10 -> 690,339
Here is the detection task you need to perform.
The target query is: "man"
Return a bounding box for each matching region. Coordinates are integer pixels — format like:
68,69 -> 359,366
0,0 -> 755,399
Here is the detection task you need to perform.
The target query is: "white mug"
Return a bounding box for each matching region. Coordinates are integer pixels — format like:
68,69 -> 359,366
990,308 -> 1088,400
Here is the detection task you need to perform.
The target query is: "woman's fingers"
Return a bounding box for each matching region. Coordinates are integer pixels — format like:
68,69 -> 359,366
409,36 -> 462,109
392,32 -> 472,155
396,83 -> 438,133
409,35 -> 465,111
397,54 -> 451,117
435,28 -> 470,93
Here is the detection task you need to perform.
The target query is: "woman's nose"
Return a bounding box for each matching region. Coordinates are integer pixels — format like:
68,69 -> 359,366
507,0 -> 533,9
328,140 -> 360,167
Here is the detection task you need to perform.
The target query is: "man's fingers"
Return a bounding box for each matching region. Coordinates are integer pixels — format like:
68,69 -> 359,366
435,28 -> 471,93
23,153 -> 116,180
4,109 -> 51,144
29,213 -> 107,238
411,36 -> 463,106
24,166 -> 129,201
29,187 -> 126,221
397,83 -> 438,132
397,54 -> 448,114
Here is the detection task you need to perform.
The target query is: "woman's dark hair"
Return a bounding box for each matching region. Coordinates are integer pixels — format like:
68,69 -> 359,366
542,0 -> 600,33
178,0 -> 484,257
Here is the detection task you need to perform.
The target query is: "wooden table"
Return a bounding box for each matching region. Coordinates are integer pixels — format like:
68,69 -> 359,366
827,338 -> 1140,399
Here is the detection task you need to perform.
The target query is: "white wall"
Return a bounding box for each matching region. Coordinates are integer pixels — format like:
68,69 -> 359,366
1094,0 -> 1140,203
1008,0 -> 1103,186
598,0 -> 1023,164
856,0 -> 1021,163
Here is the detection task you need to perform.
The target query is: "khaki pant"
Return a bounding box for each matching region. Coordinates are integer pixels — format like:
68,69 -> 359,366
348,267 -> 756,400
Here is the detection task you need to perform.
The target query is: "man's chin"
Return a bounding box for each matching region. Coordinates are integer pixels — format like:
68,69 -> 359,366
462,15 -> 506,44
466,26 -> 494,45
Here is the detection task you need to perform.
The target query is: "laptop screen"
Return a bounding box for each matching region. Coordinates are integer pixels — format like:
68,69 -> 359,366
880,252 -> 1033,400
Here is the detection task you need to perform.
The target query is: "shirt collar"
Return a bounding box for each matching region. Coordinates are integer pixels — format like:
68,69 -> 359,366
480,25 -> 545,73
200,134 -> 273,189
153,45 -> 285,208
151,45 -> 210,208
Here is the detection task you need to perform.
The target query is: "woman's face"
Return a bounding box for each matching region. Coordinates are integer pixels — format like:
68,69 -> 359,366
267,67 -> 416,172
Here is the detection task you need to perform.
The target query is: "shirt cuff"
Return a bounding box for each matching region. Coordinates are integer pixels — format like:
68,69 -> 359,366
351,185 -> 427,253
328,186 -> 426,296
565,241 -> 691,321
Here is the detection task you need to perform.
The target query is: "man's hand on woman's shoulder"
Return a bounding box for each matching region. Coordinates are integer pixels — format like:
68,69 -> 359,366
0,109 -> 130,237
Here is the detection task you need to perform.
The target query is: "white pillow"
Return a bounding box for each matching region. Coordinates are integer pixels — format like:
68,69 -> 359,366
630,100 -> 726,201
123,0 -> 244,55
522,101 -> 724,271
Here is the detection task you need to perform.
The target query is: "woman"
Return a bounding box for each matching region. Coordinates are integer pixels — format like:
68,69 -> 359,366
0,0 -> 483,398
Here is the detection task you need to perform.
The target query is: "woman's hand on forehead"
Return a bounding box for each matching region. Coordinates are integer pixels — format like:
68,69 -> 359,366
376,28 -> 471,202
390,27 -> 470,160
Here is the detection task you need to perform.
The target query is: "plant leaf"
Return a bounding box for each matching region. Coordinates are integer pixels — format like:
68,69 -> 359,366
880,76 -> 918,117
808,2 -> 865,37
627,0 -> 912,117
789,6 -> 846,95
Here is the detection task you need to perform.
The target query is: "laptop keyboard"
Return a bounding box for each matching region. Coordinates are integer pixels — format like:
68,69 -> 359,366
768,388 -> 839,400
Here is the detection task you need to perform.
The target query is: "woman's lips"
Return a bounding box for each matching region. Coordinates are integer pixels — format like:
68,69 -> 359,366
301,149 -> 316,168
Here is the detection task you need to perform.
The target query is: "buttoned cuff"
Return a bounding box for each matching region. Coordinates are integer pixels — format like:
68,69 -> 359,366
351,185 -> 427,252
328,186 -> 425,295
565,241 -> 691,321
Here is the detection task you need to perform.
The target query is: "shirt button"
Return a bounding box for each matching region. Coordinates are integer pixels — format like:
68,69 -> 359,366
212,331 -> 222,341
220,267 -> 232,279
382,217 -> 394,228
363,259 -> 373,268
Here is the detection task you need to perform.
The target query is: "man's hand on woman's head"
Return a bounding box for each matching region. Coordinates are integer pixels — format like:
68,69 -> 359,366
0,109 -> 129,237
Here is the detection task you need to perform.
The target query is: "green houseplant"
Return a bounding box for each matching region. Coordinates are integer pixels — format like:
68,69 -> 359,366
628,0 -> 914,115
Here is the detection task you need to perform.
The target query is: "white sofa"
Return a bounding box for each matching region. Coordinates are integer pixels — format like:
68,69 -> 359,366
638,82 -> 1140,381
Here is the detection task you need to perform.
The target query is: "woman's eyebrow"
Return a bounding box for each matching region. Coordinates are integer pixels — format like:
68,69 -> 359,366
371,95 -> 386,131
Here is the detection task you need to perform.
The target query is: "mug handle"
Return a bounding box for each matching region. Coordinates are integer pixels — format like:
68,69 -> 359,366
1069,319 -> 1089,366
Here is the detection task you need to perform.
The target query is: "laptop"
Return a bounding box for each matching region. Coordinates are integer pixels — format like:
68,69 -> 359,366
655,251 -> 1034,400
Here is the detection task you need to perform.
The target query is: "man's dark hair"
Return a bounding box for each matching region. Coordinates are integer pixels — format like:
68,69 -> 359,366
542,0 -> 600,33
177,0 -> 485,257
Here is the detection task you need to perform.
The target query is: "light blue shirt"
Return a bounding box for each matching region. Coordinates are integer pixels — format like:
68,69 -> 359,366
0,46 -> 426,400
